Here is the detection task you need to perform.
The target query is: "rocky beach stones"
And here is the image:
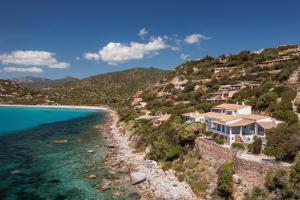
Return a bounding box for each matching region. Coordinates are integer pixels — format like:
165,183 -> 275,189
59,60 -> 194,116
130,171 -> 147,185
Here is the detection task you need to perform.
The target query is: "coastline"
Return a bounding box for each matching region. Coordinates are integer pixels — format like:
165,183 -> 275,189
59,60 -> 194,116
99,109 -> 197,200
1,104 -> 197,199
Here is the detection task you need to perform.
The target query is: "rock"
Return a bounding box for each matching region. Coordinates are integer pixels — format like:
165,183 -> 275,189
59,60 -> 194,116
10,169 -> 22,175
88,175 -> 97,179
112,191 -> 121,198
232,174 -> 241,184
99,179 -> 111,191
52,140 -> 68,144
130,171 -> 147,185
87,150 -> 94,153
108,145 -> 115,148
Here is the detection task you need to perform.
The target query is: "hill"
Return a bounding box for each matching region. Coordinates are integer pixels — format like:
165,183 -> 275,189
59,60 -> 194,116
12,76 -> 79,89
41,67 -> 169,105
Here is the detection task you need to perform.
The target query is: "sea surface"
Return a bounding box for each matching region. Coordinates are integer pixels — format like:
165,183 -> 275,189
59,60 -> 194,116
0,106 -> 138,200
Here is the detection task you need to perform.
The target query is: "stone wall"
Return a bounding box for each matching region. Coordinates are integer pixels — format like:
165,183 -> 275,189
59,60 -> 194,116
195,137 -> 287,199
194,137 -> 237,167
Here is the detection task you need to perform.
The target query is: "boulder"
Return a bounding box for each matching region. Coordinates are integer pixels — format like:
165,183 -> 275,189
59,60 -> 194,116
52,140 -> 68,144
88,175 -> 97,179
99,179 -> 111,191
232,174 -> 241,184
130,171 -> 147,185
87,150 -> 94,153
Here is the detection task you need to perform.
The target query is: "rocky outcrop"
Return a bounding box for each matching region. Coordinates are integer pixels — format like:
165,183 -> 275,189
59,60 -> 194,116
130,171 -> 147,185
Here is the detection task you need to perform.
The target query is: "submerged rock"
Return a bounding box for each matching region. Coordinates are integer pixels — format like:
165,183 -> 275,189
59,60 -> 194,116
88,175 -> 97,179
10,169 -> 22,175
52,140 -> 68,144
99,179 -> 111,191
87,150 -> 94,153
130,171 -> 147,185
112,191 -> 121,198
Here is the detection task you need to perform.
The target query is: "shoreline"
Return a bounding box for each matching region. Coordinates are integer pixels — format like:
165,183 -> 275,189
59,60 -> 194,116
0,104 -> 109,111
99,109 -> 197,200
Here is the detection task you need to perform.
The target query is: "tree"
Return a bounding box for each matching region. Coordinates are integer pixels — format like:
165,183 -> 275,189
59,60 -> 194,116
249,137 -> 262,154
264,123 -> 300,161
217,162 -> 235,199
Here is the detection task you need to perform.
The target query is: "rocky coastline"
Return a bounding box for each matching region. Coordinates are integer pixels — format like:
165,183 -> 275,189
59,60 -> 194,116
96,109 -> 197,200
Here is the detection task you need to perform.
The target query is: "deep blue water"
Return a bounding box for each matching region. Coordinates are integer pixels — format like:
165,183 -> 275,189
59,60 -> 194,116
0,107 -> 139,200
0,107 -> 97,135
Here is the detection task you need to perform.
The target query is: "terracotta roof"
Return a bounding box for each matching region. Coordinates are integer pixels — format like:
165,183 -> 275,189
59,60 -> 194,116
227,119 -> 255,127
257,121 -> 278,129
213,103 -> 250,110
237,114 -> 270,120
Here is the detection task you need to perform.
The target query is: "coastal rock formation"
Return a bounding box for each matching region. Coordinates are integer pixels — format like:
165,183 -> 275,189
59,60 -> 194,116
101,110 -> 197,200
51,139 -> 68,144
130,171 -> 147,185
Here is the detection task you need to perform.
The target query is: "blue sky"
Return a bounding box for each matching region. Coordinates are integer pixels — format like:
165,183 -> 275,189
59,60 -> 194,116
0,0 -> 299,79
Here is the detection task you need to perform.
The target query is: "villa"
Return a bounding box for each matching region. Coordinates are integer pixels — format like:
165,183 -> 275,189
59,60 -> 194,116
182,103 -> 282,145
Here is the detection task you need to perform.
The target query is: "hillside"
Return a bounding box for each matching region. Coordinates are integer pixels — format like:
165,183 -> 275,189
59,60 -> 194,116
0,79 -> 50,104
13,76 -> 79,89
41,67 -> 169,105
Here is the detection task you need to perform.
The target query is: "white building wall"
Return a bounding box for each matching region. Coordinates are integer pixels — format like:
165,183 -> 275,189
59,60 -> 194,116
236,106 -> 252,115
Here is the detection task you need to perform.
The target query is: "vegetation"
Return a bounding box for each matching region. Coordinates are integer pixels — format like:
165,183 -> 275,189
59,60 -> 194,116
231,142 -> 245,151
216,162 -> 235,199
249,137 -> 262,154
264,154 -> 300,199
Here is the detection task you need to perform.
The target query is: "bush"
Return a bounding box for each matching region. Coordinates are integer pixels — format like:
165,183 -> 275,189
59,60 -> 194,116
203,130 -> 213,137
231,142 -> 245,150
249,137 -> 262,154
215,137 -> 224,145
165,145 -> 183,161
217,162 -> 235,198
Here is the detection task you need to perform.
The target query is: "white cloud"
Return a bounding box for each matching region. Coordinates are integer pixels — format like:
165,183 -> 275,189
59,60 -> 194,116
180,53 -> 190,61
0,51 -> 70,69
184,34 -> 210,44
84,52 -> 101,61
3,67 -> 43,73
138,28 -> 148,38
84,37 -> 167,65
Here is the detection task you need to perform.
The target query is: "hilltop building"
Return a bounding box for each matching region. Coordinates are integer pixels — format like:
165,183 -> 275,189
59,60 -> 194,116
182,103 -> 282,145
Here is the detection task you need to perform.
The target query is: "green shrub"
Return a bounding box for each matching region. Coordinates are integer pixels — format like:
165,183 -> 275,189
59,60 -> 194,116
249,137 -> 262,154
217,162 -> 235,198
203,130 -> 213,137
215,137 -> 224,145
165,145 -> 183,161
231,142 -> 245,150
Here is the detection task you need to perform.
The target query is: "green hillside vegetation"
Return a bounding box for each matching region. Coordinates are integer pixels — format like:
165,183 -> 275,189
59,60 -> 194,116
43,67 -> 168,106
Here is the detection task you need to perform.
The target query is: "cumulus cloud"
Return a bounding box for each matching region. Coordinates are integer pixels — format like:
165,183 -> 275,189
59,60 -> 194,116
84,37 -> 167,65
138,28 -> 148,38
3,67 -> 43,73
184,34 -> 210,44
180,53 -> 190,61
0,51 -> 70,69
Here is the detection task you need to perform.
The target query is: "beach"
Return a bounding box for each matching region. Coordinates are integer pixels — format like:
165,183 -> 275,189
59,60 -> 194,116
99,109 -> 197,200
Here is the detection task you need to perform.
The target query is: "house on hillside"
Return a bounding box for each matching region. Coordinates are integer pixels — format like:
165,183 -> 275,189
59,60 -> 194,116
279,45 -> 300,56
182,103 -> 282,145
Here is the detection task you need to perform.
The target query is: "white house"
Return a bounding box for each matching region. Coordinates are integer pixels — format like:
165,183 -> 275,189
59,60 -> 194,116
182,103 -> 282,145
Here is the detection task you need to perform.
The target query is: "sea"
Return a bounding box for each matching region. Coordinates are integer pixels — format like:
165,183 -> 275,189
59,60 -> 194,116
0,106 -> 139,200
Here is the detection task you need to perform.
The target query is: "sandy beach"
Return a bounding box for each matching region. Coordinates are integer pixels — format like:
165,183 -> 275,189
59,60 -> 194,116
99,109 -> 197,200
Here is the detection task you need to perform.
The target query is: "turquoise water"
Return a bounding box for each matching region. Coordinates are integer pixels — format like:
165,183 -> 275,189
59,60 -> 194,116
0,107 -> 139,200
0,106 -> 97,134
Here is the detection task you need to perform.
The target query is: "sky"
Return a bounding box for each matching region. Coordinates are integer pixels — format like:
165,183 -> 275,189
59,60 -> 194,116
0,0 -> 299,79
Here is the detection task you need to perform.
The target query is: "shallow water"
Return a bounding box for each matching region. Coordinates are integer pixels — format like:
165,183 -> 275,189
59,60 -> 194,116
0,107 -> 139,200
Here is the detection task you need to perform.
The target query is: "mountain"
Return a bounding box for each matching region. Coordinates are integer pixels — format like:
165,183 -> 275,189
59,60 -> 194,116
12,76 -> 79,89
